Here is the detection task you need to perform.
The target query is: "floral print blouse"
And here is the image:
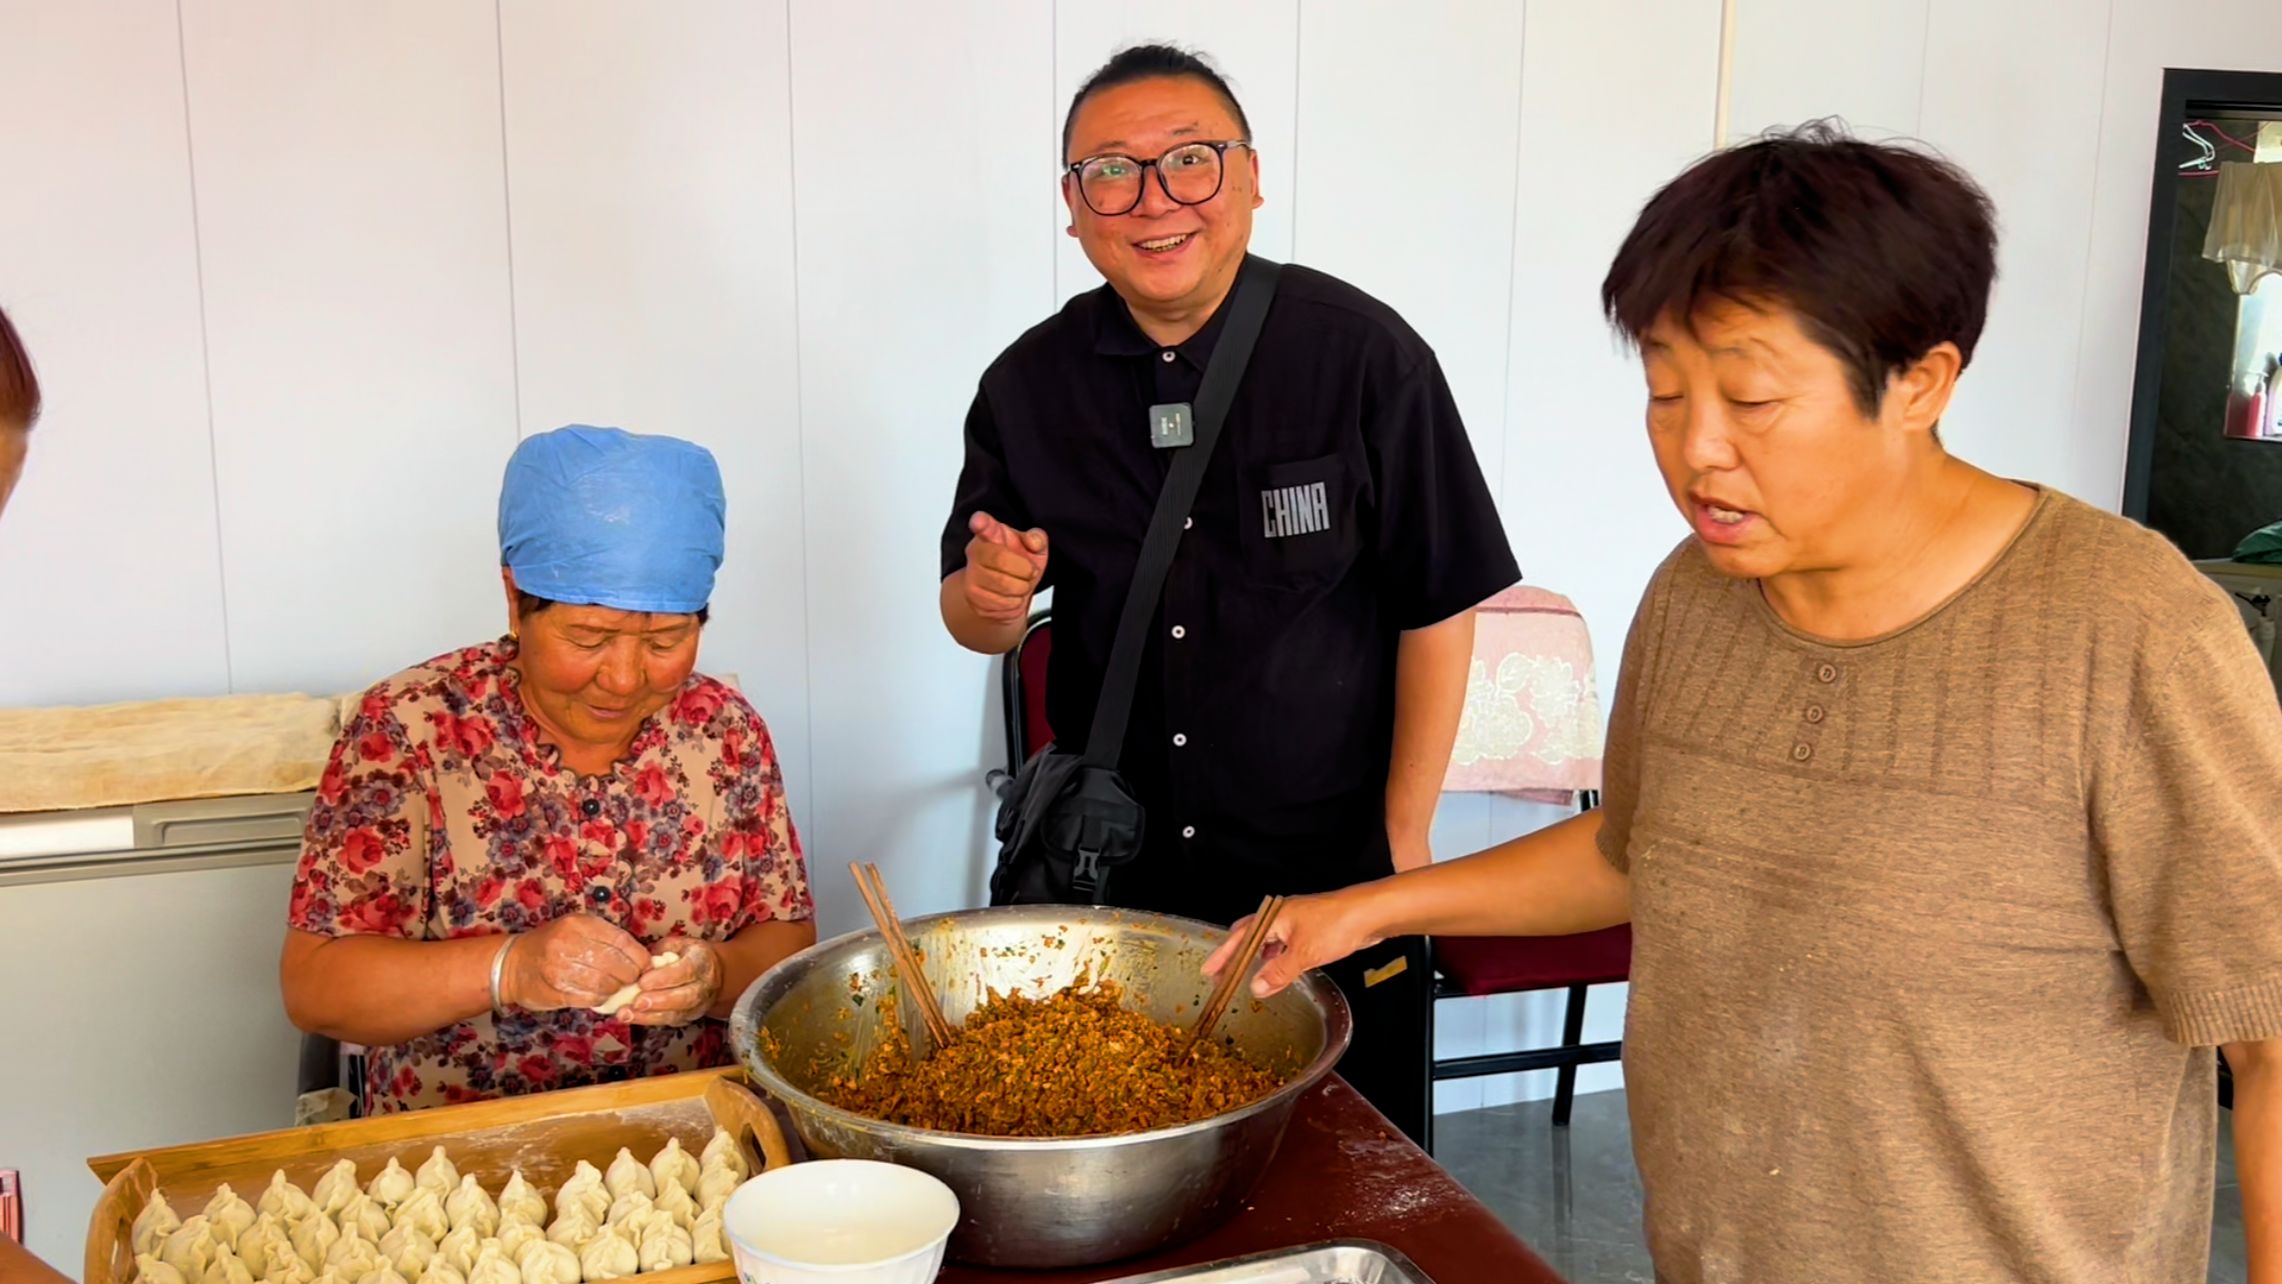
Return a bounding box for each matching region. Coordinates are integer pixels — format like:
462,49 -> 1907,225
288,638 -> 812,1114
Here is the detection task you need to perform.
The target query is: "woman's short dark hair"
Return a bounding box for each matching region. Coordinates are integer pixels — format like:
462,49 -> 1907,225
1063,44 -> 1251,159
517,592 -> 710,627
1600,121 -> 1998,416
0,304 -> 39,429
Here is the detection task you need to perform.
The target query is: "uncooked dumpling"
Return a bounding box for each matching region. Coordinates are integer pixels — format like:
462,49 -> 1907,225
434,1224 -> 483,1277
699,1125 -> 750,1181
337,1193 -> 392,1243
421,1264 -> 467,1284
415,1146 -> 459,1199
543,1201 -> 598,1250
635,1209 -> 695,1272
654,1179 -> 697,1231
604,1188 -> 653,1230
376,1223 -> 434,1279
160,1216 -> 218,1279
354,1265 -> 410,1284
392,1186 -> 449,1242
199,1243 -> 254,1284
578,1223 -> 640,1281
465,1241 -> 520,1284
324,1227 -> 382,1277
553,1160 -> 610,1225
445,1173 -> 500,1236
234,1212 -> 293,1278
259,1171 -> 316,1223
265,1254 -> 317,1284
496,1170 -> 546,1227
133,1190 -> 183,1257
695,1160 -> 740,1211
135,1252 -> 187,1284
288,1211 -> 340,1271
647,1135 -> 701,1197
310,1160 -> 361,1216
691,1204 -> 730,1265
603,1147 -> 655,1201
516,1238 -> 580,1284
364,1157 -> 416,1209
495,1218 -> 543,1261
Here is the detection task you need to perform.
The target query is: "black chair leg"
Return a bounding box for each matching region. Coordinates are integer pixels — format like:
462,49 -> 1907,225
1552,984 -> 1588,1127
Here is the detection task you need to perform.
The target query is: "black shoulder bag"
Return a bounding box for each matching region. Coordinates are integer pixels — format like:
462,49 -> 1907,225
988,261 -> 1283,906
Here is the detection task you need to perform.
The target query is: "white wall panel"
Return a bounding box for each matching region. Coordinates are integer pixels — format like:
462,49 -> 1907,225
0,2 -> 229,705
1726,0 -> 1930,143
1292,0 -> 1526,482
1919,0 -> 2112,498
1052,1 -> 1300,303
789,0 -> 1056,934
497,0 -> 811,821
181,0 -> 518,695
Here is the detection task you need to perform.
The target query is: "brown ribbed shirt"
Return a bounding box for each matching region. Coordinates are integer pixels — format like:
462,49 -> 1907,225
1599,489 -> 2282,1281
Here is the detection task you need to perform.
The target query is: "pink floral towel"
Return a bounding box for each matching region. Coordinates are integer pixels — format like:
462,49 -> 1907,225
1443,585 -> 1604,803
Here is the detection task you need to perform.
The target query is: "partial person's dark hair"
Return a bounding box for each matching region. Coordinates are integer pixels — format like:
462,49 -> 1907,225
517,591 -> 710,627
1063,44 -> 1252,159
0,304 -> 40,430
1600,120 -> 1998,417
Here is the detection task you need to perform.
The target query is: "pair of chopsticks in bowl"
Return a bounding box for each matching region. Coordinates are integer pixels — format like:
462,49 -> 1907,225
1186,894 -> 1286,1053
850,861 -> 956,1049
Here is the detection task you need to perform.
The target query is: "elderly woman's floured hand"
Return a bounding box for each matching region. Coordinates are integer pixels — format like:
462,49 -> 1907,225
502,914 -> 652,1012
623,935 -> 723,1026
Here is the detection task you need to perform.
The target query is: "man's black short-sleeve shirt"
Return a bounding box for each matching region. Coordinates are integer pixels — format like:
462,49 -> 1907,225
941,256 -> 1518,922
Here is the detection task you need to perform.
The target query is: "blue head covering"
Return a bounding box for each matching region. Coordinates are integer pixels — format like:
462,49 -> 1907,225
498,425 -> 725,614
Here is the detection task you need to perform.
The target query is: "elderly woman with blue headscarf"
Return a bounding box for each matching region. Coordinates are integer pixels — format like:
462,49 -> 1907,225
281,426 -> 815,1114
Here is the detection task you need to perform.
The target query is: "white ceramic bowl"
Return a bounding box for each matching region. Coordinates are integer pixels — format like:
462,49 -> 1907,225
722,1160 -> 961,1284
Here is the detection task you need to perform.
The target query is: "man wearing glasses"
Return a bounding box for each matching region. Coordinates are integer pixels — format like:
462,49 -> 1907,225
939,45 -> 1515,1143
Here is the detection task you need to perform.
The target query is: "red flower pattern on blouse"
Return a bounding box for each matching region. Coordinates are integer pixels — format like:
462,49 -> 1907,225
288,638 -> 813,1114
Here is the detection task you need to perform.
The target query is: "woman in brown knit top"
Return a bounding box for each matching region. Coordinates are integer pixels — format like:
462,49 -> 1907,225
1215,124 -> 2282,1283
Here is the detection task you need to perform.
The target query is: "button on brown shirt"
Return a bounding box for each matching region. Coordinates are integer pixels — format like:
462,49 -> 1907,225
1599,490 -> 2282,1281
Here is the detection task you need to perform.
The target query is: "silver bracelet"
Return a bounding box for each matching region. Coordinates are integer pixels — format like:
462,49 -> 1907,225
489,935 -> 519,1013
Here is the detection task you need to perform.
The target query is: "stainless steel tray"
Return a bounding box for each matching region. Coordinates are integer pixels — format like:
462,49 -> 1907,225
1096,1239 -> 1437,1284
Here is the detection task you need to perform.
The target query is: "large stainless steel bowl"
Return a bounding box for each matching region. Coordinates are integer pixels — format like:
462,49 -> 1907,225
729,904 -> 1353,1269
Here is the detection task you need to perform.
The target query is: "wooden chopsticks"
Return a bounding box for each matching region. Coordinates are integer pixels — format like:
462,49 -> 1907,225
1188,894 -> 1286,1052
850,861 -> 956,1050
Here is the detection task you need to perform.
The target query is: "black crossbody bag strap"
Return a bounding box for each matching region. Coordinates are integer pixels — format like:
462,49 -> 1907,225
1082,259 -> 1283,767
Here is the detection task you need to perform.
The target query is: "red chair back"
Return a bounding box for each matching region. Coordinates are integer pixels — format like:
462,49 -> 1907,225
1002,613 -> 1055,770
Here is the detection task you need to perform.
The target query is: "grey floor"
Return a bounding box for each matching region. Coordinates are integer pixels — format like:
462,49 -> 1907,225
1433,1089 -> 2246,1283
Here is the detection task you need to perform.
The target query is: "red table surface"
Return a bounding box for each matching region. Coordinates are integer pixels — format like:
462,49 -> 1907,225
937,1077 -> 1568,1283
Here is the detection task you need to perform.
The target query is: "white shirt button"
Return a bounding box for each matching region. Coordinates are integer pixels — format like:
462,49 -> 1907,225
1172,733 -> 1188,747
1181,825 -> 1197,839
1161,350 -> 1176,363
1183,517 -> 1193,530
1171,625 -> 1186,639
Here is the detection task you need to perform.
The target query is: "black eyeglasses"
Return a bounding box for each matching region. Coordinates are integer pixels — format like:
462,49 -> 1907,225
1065,140 -> 1252,217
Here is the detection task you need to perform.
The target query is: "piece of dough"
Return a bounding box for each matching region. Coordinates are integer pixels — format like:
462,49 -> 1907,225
603,1189 -> 653,1231
496,1170 -> 546,1228
603,1146 -> 656,1202
287,1211 -> 339,1272
695,1160 -> 740,1210
135,1252 -> 186,1284
647,1135 -> 701,1198
552,1160 -> 610,1226
495,1218 -> 543,1261
414,1146 -> 459,1199
324,1227 -> 382,1277
376,1223 -> 434,1280
264,1253 -> 316,1284
445,1174 -> 500,1237
593,951 -> 679,1016
391,1186 -> 448,1243
258,1172 -> 314,1223
133,1190 -> 182,1258
198,1243 -> 253,1284
578,1223 -> 639,1282
516,1238 -> 580,1284
310,1161 -> 361,1217
234,1212 -> 293,1278
364,1157 -> 415,1209
421,1264 -> 467,1284
543,1202 -> 598,1251
691,1204 -> 730,1265
635,1209 -> 695,1272
698,1125 -> 750,1182
433,1225 -> 483,1277
653,1179 -> 697,1232
337,1194 -> 391,1243
465,1241 -> 519,1284
160,1216 -> 217,1279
